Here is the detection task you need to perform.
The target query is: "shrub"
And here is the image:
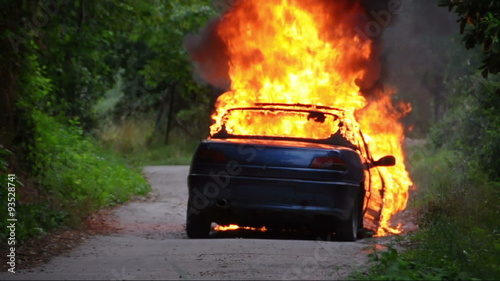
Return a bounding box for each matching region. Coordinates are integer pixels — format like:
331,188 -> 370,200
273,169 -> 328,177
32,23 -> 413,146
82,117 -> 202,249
0,146 -> 66,242
354,144 -> 500,280
355,67 -> 500,280
1,110 -> 151,243
32,110 -> 150,219
409,148 -> 500,280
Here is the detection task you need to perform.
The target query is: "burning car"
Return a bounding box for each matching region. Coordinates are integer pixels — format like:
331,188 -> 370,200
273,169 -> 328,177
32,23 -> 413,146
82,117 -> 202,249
186,103 -> 395,241
185,0 -> 414,237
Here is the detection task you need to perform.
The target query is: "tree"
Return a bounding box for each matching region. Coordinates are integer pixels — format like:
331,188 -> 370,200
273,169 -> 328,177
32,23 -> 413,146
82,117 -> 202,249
111,0 -> 217,140
439,0 -> 500,76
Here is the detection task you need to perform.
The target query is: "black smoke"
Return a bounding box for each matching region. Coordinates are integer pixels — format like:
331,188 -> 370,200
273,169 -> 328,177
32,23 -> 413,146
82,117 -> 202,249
184,18 -> 231,89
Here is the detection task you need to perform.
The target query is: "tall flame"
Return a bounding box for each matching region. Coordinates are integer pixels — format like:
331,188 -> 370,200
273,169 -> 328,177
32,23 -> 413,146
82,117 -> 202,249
196,0 -> 413,236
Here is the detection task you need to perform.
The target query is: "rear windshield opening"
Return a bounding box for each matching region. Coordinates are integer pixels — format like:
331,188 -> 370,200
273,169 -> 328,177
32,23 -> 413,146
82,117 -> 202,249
222,109 -> 340,140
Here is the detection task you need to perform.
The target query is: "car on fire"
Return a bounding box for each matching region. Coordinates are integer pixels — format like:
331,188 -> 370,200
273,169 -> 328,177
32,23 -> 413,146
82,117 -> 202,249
186,103 -> 395,241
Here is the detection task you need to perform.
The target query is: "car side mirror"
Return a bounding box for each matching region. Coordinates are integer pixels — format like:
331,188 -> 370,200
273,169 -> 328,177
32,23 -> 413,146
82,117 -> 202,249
374,155 -> 396,167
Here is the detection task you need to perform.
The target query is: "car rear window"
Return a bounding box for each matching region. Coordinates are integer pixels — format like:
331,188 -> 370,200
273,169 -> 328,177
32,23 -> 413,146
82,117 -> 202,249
222,109 -> 340,139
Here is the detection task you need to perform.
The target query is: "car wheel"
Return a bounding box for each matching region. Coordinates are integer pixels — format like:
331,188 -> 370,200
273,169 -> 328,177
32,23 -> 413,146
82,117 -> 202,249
336,199 -> 359,242
186,209 -> 211,238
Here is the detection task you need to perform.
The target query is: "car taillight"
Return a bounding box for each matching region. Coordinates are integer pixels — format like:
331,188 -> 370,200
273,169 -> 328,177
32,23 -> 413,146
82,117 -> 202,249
196,148 -> 227,164
310,156 -> 347,171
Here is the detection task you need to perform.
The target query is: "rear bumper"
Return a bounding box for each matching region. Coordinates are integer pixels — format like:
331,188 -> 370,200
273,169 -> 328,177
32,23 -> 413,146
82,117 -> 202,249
188,174 -> 361,229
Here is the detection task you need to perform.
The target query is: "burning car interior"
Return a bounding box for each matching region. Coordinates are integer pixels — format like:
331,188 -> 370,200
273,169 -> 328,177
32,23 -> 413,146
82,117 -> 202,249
212,104 -> 359,150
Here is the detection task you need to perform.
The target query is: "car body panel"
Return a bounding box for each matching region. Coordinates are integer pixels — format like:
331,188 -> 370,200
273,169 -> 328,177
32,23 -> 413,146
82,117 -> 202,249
189,173 -> 359,225
190,138 -> 364,181
186,105 -> 387,240
188,138 -> 365,231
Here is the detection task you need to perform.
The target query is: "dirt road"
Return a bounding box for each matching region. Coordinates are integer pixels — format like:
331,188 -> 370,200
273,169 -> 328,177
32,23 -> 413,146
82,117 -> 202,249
2,166 -> 384,280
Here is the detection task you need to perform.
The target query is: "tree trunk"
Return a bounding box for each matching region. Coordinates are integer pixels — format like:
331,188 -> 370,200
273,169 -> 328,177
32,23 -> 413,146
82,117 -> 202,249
164,82 -> 177,144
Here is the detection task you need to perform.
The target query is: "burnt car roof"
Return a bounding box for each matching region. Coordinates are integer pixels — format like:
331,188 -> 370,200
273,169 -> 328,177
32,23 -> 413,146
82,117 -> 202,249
223,103 -> 346,120
252,103 -> 344,113
212,103 -> 357,149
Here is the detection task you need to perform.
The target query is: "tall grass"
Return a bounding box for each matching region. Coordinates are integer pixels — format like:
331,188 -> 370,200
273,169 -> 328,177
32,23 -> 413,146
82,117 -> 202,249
0,111 -> 151,242
408,146 -> 500,280
96,115 -> 200,166
98,116 -> 156,155
33,111 -> 151,218
353,143 -> 500,280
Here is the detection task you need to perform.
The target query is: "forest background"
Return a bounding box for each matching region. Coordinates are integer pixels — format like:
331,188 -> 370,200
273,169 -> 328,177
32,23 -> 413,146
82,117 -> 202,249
0,0 -> 498,279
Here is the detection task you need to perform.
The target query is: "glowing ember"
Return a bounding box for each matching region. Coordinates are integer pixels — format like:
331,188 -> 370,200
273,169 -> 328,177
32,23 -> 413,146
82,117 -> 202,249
191,0 -> 413,236
215,224 -> 268,232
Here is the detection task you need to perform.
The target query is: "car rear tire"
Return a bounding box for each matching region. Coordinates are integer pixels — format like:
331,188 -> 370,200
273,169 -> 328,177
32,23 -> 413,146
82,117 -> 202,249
186,211 -> 211,238
336,199 -> 359,242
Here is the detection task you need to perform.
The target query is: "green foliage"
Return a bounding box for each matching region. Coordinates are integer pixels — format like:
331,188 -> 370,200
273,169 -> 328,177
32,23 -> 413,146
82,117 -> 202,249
0,1 -> 158,242
97,114 -> 198,166
65,0 -> 218,153
0,1 -> 219,243
109,0 -> 216,142
351,246 -> 461,280
11,204 -> 67,243
409,147 -> 500,280
1,109 -> 151,243
32,110 -> 150,218
0,146 -> 66,243
356,138 -> 500,280
31,0 -> 154,129
430,72 -> 500,179
136,0 -> 217,86
124,132 -> 199,166
359,89 -> 500,279
439,0 -> 500,76
356,62 -> 500,279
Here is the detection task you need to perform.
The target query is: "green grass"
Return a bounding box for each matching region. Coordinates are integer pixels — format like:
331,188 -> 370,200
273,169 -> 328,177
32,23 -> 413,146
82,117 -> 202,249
350,245 -> 466,281
0,111 -> 151,243
124,144 -> 196,166
351,143 -> 500,280
33,111 -> 150,212
96,115 -> 200,166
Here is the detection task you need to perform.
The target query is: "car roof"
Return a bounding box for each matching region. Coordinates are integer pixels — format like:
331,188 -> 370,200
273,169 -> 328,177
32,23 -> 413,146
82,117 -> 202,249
225,103 -> 345,117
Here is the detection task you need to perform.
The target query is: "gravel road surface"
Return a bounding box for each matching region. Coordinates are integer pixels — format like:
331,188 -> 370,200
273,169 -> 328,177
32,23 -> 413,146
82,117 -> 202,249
1,166 -> 384,280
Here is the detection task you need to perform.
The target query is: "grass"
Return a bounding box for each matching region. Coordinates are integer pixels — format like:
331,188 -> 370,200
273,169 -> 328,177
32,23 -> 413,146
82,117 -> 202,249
1,110 -> 200,243
96,115 -> 200,166
0,111 -> 152,243
33,111 -> 151,211
124,144 -> 196,166
351,142 -> 500,280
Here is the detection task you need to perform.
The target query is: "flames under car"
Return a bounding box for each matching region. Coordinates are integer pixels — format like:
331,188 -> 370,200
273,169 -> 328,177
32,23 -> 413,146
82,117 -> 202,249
186,104 -> 395,241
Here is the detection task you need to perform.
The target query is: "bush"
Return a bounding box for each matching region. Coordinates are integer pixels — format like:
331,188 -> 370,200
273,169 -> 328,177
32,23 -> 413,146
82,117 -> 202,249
351,246 -> 459,280
32,110 -> 150,219
430,73 -> 500,179
409,147 -> 500,280
0,146 -> 66,242
355,71 -> 500,280
354,144 -> 500,280
1,110 -> 151,243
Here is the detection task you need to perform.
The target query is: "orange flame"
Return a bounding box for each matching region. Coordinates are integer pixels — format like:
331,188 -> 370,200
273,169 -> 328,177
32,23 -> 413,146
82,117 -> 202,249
215,224 -> 268,232
208,0 -> 413,236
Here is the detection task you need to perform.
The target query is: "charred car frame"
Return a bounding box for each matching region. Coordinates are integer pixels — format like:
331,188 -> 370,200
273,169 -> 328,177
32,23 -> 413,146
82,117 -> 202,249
186,103 -> 395,241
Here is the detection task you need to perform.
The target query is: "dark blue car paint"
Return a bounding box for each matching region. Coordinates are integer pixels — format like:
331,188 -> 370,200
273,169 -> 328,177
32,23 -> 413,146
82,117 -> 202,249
188,138 -> 365,230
